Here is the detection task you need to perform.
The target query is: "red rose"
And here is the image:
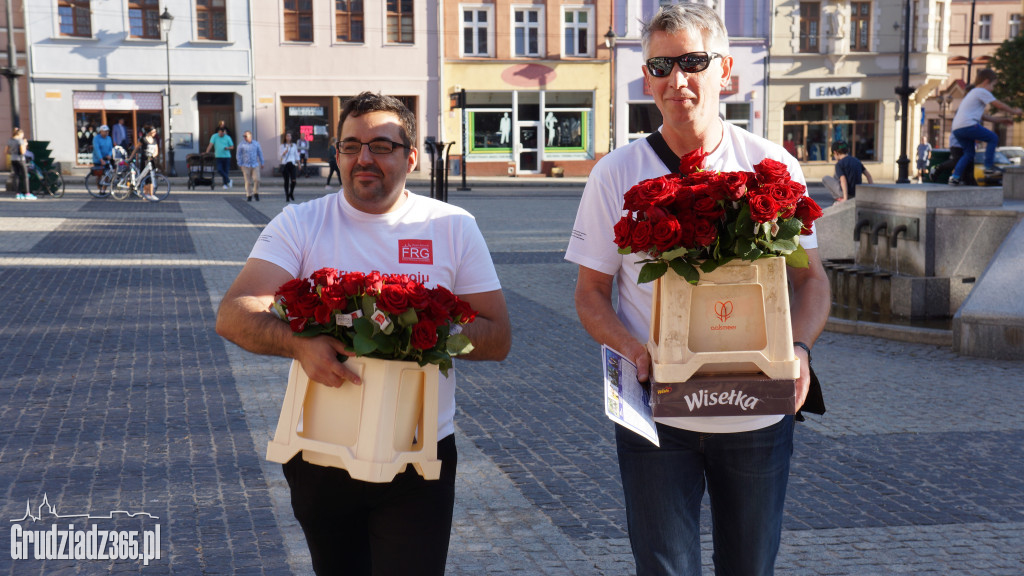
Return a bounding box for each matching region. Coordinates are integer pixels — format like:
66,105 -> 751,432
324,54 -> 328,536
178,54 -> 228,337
720,172 -> 750,201
289,317 -> 308,332
624,176 -> 679,211
631,220 -> 654,252
671,187 -> 696,213
310,268 -> 339,288
376,283 -> 410,314
405,282 -> 431,310
787,181 -> 807,203
427,286 -> 459,321
677,217 -> 697,249
693,196 -> 724,220
778,204 -> 797,219
290,292 -> 322,318
748,193 -> 780,223
754,158 -> 790,185
652,217 -> 683,252
693,218 -> 718,247
363,271 -> 384,295
340,272 -> 365,297
314,302 -> 332,326
794,196 -> 824,235
453,299 -> 477,324
275,278 -> 311,304
613,216 -> 635,249
320,283 -> 348,311
410,320 -> 439,350
678,147 -> 707,175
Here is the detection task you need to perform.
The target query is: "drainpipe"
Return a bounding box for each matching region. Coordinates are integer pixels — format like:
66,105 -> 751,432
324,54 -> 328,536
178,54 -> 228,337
247,0 -> 257,139
3,0 -> 23,130
763,0 -> 774,139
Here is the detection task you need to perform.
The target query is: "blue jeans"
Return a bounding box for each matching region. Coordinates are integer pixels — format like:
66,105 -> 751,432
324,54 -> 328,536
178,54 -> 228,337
616,416 -> 794,576
215,157 -> 231,185
952,124 -> 999,178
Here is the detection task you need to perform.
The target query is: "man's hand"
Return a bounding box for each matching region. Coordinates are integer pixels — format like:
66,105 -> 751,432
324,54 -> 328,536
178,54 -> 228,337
292,336 -> 361,387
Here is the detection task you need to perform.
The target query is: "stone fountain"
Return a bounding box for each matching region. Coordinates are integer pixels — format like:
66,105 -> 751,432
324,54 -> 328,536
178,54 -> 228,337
813,182 -> 1024,360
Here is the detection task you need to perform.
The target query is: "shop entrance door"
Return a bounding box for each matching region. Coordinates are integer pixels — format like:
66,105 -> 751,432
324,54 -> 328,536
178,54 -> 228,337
516,122 -> 540,174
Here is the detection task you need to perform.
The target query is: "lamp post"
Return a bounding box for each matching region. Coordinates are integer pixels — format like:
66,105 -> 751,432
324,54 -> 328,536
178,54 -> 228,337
160,8 -> 176,176
894,0 -> 913,183
604,27 -> 617,152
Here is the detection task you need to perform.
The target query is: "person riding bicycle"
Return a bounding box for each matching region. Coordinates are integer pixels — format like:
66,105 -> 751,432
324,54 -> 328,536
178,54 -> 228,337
92,125 -> 114,171
123,125 -> 160,201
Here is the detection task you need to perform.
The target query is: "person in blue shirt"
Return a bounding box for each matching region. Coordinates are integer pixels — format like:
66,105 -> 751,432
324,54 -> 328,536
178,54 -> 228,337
236,130 -> 265,201
92,125 -> 114,169
830,140 -> 872,202
206,125 -> 235,188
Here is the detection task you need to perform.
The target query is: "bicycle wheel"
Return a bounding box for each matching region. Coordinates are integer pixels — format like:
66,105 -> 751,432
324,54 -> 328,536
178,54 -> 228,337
143,173 -> 170,202
111,175 -> 132,200
45,170 -> 65,198
85,170 -> 111,198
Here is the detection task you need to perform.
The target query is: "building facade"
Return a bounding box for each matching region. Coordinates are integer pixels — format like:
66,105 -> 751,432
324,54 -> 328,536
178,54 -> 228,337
250,0 -> 439,175
441,0 -> 614,177
24,0 -> 253,174
924,0 -> 1021,150
768,0 -> 949,181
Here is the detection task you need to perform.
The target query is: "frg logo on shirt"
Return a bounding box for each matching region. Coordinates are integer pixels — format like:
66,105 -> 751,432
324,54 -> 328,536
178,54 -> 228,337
399,239 -> 433,265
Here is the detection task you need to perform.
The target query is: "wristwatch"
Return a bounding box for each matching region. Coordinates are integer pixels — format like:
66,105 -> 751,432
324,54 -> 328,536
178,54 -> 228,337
793,341 -> 812,363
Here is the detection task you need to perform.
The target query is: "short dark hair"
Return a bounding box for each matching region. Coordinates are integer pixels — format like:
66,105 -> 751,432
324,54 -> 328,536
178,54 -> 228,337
831,141 -> 850,155
975,68 -> 998,85
340,92 -> 417,151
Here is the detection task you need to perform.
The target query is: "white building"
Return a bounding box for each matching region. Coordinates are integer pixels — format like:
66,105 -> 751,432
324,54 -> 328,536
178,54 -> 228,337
24,0 -> 254,174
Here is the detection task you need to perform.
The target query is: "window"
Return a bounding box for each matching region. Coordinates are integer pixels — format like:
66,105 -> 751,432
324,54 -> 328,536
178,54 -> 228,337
563,8 -> 592,57
58,0 -> 91,37
284,0 -> 313,42
336,0 -> 364,42
1011,14 -> 1021,39
197,0 -> 227,41
933,1 -> 945,51
782,102 -> 878,162
128,0 -> 160,39
462,6 -> 492,56
799,2 -> 819,53
850,2 -> 870,51
386,0 -> 414,44
978,14 -> 991,42
723,103 -> 750,132
513,8 -> 541,57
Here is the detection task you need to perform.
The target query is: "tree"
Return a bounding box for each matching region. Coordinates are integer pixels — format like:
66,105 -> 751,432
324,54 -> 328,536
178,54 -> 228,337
990,33 -> 1024,110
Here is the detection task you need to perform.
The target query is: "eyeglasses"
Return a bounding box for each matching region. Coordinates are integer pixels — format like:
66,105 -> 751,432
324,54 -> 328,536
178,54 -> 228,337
645,51 -> 724,78
338,139 -> 408,155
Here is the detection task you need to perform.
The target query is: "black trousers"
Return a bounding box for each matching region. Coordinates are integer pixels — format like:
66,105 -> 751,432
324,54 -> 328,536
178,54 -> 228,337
325,162 -> 341,186
282,162 -> 297,199
282,434 -> 458,576
10,159 -> 29,195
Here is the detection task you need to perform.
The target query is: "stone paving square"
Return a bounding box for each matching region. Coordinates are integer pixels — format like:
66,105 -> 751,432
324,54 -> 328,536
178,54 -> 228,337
0,181 -> 1022,575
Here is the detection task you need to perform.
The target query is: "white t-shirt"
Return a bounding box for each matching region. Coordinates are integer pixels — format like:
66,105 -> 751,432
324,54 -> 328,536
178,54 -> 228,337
565,121 -> 818,434
249,190 -> 502,439
952,87 -> 997,130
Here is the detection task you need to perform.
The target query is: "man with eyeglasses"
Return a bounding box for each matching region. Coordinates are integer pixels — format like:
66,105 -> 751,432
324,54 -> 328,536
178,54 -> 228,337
565,5 -> 830,575
216,92 -> 511,575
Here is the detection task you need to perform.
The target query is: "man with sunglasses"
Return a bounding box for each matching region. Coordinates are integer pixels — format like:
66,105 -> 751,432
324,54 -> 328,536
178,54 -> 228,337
217,92 -> 511,575
566,5 -> 830,575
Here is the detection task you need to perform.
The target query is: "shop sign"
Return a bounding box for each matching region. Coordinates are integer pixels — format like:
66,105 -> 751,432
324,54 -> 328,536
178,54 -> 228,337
809,82 -> 862,100
288,106 -> 324,116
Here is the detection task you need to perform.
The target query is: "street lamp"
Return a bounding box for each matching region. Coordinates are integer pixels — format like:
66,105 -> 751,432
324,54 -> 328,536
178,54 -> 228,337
604,27 -> 617,152
894,0 -> 913,183
160,8 -> 176,176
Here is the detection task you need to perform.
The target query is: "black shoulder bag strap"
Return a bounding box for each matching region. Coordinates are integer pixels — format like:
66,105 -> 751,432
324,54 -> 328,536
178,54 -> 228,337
646,131 -> 680,174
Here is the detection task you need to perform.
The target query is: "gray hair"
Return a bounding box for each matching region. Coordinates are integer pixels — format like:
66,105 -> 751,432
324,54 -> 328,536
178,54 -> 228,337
641,3 -> 730,60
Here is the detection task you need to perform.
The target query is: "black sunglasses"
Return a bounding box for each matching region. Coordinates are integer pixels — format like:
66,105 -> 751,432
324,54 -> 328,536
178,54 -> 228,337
645,51 -> 724,78
338,139 -> 408,155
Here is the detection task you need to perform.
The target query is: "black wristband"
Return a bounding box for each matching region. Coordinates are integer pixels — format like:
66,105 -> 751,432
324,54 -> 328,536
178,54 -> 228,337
793,341 -> 812,363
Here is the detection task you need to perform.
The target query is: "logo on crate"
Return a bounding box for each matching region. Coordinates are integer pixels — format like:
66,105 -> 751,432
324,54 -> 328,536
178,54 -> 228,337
714,300 -> 734,322
399,239 -> 433,265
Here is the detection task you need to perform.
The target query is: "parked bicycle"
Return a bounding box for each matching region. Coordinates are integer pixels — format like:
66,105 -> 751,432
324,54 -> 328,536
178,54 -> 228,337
26,155 -> 65,198
111,152 -> 170,202
84,146 -> 129,198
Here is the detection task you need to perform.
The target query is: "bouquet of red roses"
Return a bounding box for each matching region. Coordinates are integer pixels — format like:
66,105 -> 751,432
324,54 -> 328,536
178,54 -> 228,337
614,147 -> 823,284
271,268 -> 477,376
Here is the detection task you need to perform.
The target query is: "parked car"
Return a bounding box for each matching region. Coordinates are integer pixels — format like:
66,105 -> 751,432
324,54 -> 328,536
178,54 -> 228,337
996,146 -> 1024,165
927,148 -> 1012,186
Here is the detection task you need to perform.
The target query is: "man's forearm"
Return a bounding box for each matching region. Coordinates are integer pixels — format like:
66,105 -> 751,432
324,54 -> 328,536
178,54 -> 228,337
216,295 -> 300,360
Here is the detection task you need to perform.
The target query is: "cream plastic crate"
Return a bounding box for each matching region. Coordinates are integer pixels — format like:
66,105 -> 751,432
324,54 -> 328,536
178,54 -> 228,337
266,356 -> 442,483
647,256 -> 799,383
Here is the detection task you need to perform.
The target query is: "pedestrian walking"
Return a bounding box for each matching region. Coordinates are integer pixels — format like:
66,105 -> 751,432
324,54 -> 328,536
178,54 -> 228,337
236,130 -> 264,201
949,68 -> 1023,186
324,137 -> 341,189
564,5 -> 831,575
206,125 -> 235,189
216,91 -> 511,576
6,127 -> 32,200
297,135 -> 309,175
916,136 -> 932,183
279,132 -> 300,202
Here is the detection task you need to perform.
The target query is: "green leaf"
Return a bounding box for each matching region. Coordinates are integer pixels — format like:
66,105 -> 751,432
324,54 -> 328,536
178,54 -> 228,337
397,308 -> 419,326
361,295 -> 377,318
353,316 -> 375,338
776,217 -> 802,239
771,238 -> 798,253
353,333 -> 378,355
660,247 -> 688,260
637,261 -> 668,284
740,242 -> 763,260
785,245 -> 810,268
735,205 -> 753,237
617,247 -> 633,255
668,259 -> 700,285
372,332 -> 396,354
446,333 -> 475,356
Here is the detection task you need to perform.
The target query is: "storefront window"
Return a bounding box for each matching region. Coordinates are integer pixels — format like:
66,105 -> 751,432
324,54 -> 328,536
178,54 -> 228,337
782,101 -> 877,162
72,91 -> 162,165
469,111 -> 513,152
627,103 -> 663,141
76,112 -> 103,164
285,104 -> 330,160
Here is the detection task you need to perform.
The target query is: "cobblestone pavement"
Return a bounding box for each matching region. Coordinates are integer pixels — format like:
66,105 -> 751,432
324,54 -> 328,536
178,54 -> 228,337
0,179 -> 1021,575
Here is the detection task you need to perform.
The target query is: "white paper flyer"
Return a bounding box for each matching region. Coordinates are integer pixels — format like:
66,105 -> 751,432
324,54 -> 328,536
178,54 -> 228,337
602,345 -> 659,447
